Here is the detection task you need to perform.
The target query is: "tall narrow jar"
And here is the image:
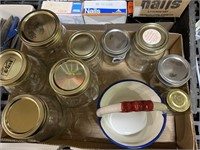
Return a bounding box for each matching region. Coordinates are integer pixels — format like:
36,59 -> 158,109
49,58 -> 99,108
18,9 -> 67,66
2,94 -> 71,142
0,49 -> 48,95
126,23 -> 169,73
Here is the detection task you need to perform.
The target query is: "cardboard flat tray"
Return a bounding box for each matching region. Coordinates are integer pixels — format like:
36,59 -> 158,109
0,23 -> 197,149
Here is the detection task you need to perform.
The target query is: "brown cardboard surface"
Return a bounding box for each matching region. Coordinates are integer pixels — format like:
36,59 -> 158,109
0,23 -> 196,149
133,0 -> 190,17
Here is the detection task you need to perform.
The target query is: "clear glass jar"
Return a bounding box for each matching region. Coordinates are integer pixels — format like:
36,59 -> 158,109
18,9 -> 67,67
67,31 -> 101,72
2,94 -> 72,142
126,23 -> 169,73
101,29 -> 131,65
0,49 -> 48,96
149,54 -> 191,94
49,58 -> 99,108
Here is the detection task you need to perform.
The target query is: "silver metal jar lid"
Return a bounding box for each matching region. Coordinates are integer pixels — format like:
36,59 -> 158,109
68,31 -> 98,60
134,23 -> 169,56
49,58 -> 90,96
101,29 -> 131,57
157,54 -> 191,87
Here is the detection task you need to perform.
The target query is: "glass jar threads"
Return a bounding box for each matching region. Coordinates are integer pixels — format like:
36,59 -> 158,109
49,58 -> 99,108
101,29 -> 131,65
67,31 -> 100,70
0,49 -> 47,95
18,9 -> 67,66
126,23 -> 169,73
2,94 -> 70,141
150,54 -> 191,94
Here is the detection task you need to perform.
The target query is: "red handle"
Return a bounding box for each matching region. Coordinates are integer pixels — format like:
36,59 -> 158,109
121,100 -> 154,112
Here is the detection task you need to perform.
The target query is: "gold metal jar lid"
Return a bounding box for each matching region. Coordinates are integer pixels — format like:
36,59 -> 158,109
49,58 -> 90,96
101,29 -> 131,56
0,49 -> 28,86
68,31 -> 99,61
2,94 -> 46,139
18,9 -> 62,48
134,23 -> 169,55
167,89 -> 190,112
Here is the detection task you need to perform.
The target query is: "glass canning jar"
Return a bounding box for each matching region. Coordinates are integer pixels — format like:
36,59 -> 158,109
0,49 -> 48,95
149,54 -> 191,94
2,94 -> 72,142
67,31 -> 101,71
125,23 -> 169,73
49,58 -> 99,108
101,29 -> 131,65
18,9 -> 67,66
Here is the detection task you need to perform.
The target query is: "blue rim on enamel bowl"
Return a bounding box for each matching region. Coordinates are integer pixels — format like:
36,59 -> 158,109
97,79 -> 167,149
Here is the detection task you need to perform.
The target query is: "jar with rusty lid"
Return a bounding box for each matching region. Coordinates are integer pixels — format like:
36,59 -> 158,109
0,49 -> 48,95
150,54 -> 191,94
2,94 -> 72,141
126,23 -> 168,73
101,29 -> 131,65
166,89 -> 190,112
18,9 -> 67,66
67,31 -> 101,71
49,58 -> 99,107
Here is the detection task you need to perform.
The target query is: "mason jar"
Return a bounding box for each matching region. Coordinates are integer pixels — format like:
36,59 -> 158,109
126,23 -> 169,73
150,54 -> 191,94
101,29 -> 131,65
2,94 -> 72,142
0,49 -> 48,95
18,9 -> 67,66
67,31 -> 101,71
49,58 -> 99,108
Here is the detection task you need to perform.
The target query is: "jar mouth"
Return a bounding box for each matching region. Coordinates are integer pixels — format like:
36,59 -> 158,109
2,94 -> 47,139
134,23 -> 169,56
101,29 -> 131,55
157,54 -> 191,87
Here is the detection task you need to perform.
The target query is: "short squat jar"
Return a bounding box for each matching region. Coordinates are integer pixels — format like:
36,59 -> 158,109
49,58 -> 99,108
101,29 -> 131,65
68,31 -> 101,71
2,94 -> 70,142
18,9 -> 67,66
150,54 -> 191,94
126,23 -> 169,73
0,49 -> 47,95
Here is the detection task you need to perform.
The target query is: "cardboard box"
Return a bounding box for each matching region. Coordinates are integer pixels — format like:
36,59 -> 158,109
0,23 -> 197,149
41,1 -> 84,24
133,0 -> 190,17
83,1 -> 127,24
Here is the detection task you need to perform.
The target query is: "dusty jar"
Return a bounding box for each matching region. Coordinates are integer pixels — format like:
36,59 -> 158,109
149,54 -> 191,94
49,58 -> 99,108
126,23 -> 169,73
0,49 -> 48,95
101,29 -> 131,65
2,94 -> 71,142
18,9 -> 67,66
67,31 -> 101,71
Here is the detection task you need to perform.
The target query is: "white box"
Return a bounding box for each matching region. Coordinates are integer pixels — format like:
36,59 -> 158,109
41,1 -> 84,24
83,1 -> 127,24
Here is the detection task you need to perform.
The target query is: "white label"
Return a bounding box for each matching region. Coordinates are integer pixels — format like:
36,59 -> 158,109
142,29 -> 161,45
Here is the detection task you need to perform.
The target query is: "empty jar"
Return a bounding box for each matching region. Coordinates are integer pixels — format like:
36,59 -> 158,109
150,54 -> 191,94
18,9 -> 67,66
67,31 -> 101,71
49,58 -> 99,108
2,94 -> 71,142
126,23 -> 168,73
101,29 -> 131,65
0,49 -> 48,95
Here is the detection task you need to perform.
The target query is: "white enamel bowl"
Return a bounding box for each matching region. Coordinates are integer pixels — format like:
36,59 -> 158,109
97,80 -> 167,149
